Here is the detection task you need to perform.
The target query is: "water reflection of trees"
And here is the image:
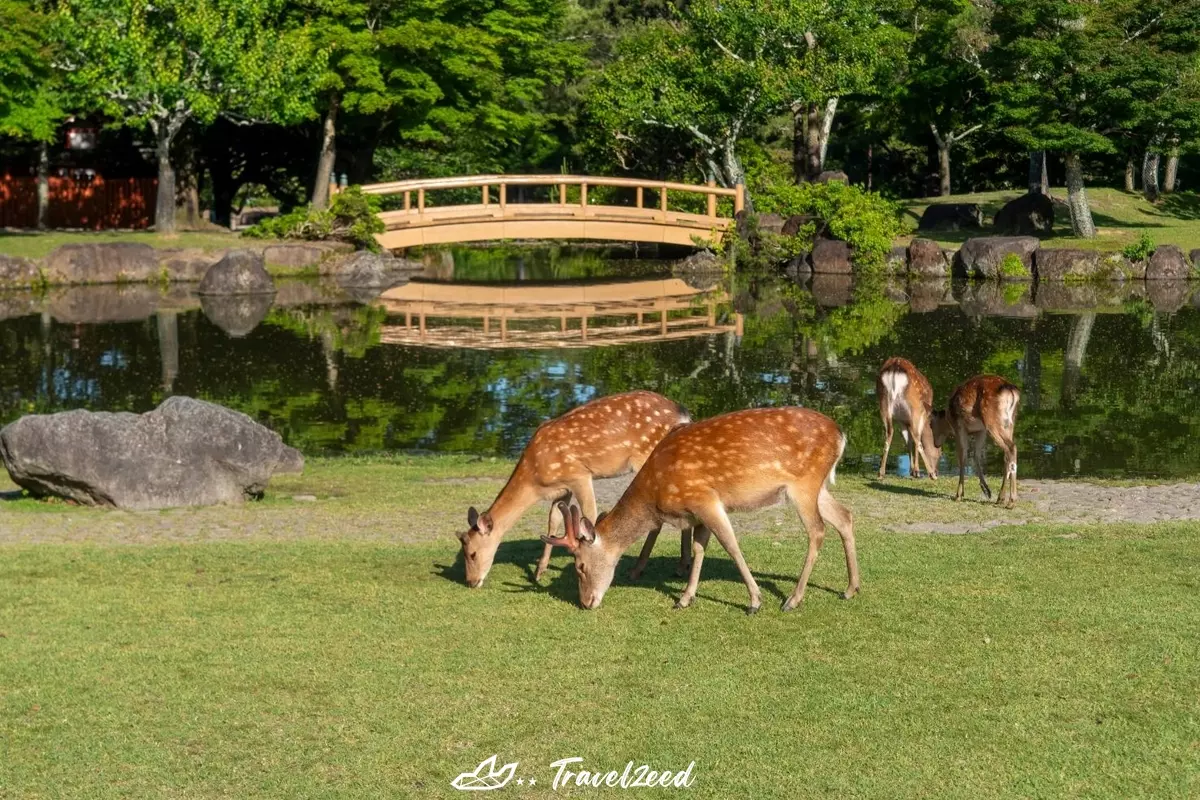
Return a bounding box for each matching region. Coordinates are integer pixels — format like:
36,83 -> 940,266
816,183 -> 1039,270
2,272 -> 1200,478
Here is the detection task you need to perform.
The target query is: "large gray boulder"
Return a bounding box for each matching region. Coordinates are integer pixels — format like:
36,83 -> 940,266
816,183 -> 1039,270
907,238 -> 949,278
954,236 -> 1038,280
992,192 -> 1055,235
0,397 -> 303,509
335,250 -> 419,289
918,203 -> 983,232
810,238 -> 853,274
42,243 -> 160,285
671,250 -> 725,290
0,254 -> 41,287
1146,245 -> 1191,280
198,250 -> 275,295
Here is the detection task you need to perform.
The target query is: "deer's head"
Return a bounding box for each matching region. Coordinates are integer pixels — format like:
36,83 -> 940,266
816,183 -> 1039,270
458,506 -> 500,588
930,409 -> 952,449
541,502 -> 620,610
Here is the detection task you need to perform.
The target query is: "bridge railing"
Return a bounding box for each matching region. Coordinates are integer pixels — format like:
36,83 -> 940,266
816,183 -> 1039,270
361,174 -> 744,218
359,174 -> 745,249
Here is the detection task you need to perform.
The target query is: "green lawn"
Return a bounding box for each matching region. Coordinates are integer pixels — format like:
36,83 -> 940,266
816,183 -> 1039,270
900,187 -> 1200,253
0,230 -> 282,261
1,458 -> 1198,798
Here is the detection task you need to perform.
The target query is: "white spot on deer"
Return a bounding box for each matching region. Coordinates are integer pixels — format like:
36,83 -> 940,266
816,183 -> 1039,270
667,484 -> 679,494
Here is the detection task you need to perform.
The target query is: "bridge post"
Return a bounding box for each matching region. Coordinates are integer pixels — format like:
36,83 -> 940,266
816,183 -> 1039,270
500,183 -> 507,212
580,183 -> 588,211
636,186 -> 643,208
734,183 -> 745,215
418,188 -> 425,213
481,184 -> 488,206
559,183 -> 566,205
659,185 -> 668,220
403,191 -> 410,211
706,180 -> 716,217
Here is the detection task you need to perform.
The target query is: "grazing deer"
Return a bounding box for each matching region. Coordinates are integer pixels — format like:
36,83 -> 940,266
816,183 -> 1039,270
877,357 -> 940,479
542,407 -> 858,614
458,391 -> 691,588
931,375 -> 1021,508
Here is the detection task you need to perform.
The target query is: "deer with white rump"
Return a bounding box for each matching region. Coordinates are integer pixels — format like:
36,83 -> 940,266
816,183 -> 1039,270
458,391 -> 692,588
932,374 -> 1021,508
543,407 -> 859,614
877,357 -> 940,479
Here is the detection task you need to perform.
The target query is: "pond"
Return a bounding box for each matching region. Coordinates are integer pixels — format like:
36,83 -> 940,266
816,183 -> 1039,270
2,245 -> 1199,479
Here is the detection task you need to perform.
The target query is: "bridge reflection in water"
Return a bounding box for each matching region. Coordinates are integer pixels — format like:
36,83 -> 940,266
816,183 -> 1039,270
377,277 -> 742,350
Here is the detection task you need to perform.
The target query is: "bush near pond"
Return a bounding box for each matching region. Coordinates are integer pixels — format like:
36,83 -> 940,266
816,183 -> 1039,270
754,181 -> 903,272
244,187 -> 385,252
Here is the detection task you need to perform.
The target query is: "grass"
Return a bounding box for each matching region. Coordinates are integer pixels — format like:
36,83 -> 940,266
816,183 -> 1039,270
2,456 -> 1198,797
899,187 -> 1200,253
0,230 -> 278,261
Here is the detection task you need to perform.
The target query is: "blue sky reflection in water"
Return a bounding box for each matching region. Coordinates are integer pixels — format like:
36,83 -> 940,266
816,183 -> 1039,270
1,246 -> 1199,479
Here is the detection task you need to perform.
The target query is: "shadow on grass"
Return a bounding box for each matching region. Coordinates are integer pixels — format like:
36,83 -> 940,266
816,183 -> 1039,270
434,537 -> 848,612
867,480 -> 945,499
1157,192 -> 1200,221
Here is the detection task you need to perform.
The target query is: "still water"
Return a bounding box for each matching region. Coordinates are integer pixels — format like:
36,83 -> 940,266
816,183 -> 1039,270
2,245 -> 1199,479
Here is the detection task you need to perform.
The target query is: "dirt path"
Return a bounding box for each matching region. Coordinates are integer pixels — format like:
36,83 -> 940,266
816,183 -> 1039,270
3,476 -> 1200,545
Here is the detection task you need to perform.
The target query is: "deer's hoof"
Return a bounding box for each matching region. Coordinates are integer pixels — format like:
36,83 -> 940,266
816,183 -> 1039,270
780,598 -> 798,612
673,598 -> 691,610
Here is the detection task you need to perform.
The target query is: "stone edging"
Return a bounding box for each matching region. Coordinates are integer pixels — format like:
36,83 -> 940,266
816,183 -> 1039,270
0,241 -> 357,288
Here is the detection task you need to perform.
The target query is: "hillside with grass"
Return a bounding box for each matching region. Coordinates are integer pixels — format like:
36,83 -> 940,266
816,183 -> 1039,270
900,188 -> 1200,253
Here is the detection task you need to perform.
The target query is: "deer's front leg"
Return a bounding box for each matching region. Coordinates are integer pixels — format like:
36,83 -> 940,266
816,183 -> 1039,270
675,526 -> 711,610
628,525 -> 661,581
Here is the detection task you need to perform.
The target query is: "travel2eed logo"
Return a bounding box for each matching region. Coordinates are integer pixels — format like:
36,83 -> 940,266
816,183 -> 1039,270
451,755 -> 697,792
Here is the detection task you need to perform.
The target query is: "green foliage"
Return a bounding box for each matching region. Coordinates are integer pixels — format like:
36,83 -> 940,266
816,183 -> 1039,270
999,252 -> 1031,279
1122,232 -> 1156,262
244,186 -> 384,250
755,180 -> 902,271
0,0 -> 65,141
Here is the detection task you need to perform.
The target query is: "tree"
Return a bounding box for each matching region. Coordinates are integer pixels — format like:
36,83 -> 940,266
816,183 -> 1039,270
586,0 -> 897,196
0,1 -> 67,229
989,0 -> 1134,238
898,0 -> 991,195
56,0 -> 327,233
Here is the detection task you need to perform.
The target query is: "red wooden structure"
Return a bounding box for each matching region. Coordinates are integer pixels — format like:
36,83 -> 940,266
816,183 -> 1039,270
0,175 -> 157,229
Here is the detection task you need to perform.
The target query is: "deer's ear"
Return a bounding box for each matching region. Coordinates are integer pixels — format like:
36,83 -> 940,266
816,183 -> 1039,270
477,513 -> 493,535
577,515 -> 597,544
467,506 -> 479,528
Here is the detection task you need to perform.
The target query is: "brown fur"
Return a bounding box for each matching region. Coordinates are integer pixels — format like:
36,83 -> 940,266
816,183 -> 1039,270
932,375 -> 1021,508
544,407 -> 858,614
458,391 -> 690,587
876,357 -> 940,479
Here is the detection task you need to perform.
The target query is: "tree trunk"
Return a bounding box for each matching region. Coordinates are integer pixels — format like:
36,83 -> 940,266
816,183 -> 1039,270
792,104 -> 806,184
1028,151 -> 1048,194
36,141 -> 49,230
209,161 -> 237,228
1164,146 -> 1179,193
312,96 -> 340,210
937,141 -> 951,196
817,98 -> 838,170
805,104 -> 822,180
1124,157 -> 1136,193
1063,152 -> 1096,238
721,140 -> 751,212
179,148 -> 200,228
1142,149 -> 1160,202
154,124 -> 177,235
866,143 -> 873,192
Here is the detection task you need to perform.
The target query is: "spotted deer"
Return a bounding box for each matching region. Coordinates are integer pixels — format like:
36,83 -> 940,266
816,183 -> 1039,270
542,407 -> 858,614
877,357 -> 940,479
931,375 -> 1021,508
458,391 -> 692,588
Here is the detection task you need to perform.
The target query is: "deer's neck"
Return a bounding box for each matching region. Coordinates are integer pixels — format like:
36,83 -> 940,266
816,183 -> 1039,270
599,491 -> 659,550
486,462 -> 540,535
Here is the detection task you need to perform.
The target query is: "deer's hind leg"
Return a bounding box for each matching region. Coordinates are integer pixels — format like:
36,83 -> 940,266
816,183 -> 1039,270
819,486 -> 859,599
782,480 -> 828,612
878,394 -> 894,479
987,421 -> 1018,508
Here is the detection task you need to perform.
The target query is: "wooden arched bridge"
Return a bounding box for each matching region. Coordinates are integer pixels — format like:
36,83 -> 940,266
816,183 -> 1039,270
360,175 -> 744,250
377,277 -> 742,350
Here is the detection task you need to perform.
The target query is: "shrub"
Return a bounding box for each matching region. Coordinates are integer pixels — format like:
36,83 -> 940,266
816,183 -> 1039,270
244,187 -> 385,251
754,180 -> 902,272
998,252 -> 1030,279
1122,231 -> 1155,262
